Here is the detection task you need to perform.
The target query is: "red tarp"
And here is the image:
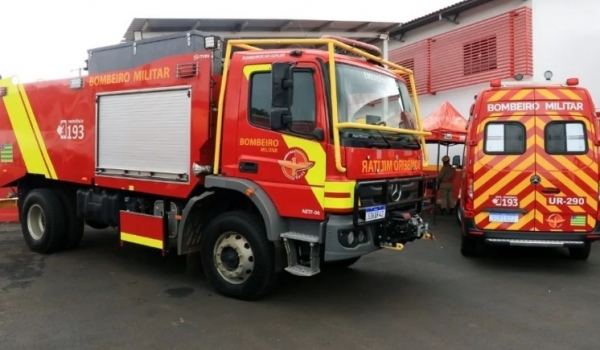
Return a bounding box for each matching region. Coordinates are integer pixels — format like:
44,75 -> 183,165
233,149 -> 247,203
422,101 -> 468,143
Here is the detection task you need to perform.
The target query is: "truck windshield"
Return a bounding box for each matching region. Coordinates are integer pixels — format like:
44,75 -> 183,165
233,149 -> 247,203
334,63 -> 420,148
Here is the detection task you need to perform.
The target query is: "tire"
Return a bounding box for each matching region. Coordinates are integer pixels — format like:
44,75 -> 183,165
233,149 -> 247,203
324,257 -> 361,270
56,189 -> 85,250
86,221 -> 109,230
460,234 -> 481,257
568,242 -> 591,261
200,210 -> 278,301
455,202 -> 461,226
20,188 -> 67,254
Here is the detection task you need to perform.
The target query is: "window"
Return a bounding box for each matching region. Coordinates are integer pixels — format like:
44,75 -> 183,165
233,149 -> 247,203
545,121 -> 587,154
248,70 -> 316,133
463,36 -> 498,76
484,122 -> 525,154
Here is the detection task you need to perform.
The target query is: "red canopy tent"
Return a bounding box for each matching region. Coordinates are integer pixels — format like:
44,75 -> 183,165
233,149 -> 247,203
422,101 -> 468,144
421,101 -> 468,223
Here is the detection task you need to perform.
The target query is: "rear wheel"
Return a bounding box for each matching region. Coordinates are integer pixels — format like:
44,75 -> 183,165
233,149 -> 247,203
86,221 -> 109,230
200,210 -> 278,301
20,189 -> 67,254
56,189 -> 85,250
460,235 -> 482,257
568,243 -> 591,261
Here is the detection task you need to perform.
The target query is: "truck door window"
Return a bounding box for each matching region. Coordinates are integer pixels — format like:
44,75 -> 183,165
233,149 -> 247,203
248,70 -> 316,134
545,121 -> 587,154
483,122 -> 525,154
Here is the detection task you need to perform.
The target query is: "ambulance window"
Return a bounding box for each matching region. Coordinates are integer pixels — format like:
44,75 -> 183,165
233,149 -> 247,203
248,70 -> 316,133
545,121 -> 587,154
483,122 -> 525,154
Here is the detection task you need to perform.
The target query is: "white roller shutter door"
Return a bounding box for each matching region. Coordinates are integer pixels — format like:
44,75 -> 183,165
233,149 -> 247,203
97,88 -> 191,180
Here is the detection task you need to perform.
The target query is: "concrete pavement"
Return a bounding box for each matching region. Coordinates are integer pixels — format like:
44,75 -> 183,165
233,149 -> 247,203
1,215 -> 599,350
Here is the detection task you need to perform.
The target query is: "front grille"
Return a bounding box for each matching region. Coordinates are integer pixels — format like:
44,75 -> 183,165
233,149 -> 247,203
353,175 -> 435,226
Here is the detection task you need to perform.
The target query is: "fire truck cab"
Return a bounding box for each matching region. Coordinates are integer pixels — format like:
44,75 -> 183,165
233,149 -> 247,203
457,77 -> 600,260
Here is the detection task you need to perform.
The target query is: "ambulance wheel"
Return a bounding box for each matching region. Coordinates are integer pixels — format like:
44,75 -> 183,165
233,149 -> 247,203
56,189 -> 85,250
568,243 -> 591,261
20,188 -> 67,254
460,235 -> 481,257
200,210 -> 278,301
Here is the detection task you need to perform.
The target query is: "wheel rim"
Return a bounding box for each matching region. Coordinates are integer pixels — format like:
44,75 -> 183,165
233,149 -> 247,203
27,204 -> 45,240
213,231 -> 255,284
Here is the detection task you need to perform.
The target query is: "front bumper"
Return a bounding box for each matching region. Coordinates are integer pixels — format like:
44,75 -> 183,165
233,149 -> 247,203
323,176 -> 435,262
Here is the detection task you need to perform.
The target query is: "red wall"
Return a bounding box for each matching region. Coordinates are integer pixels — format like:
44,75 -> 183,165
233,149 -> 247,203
390,6 -> 533,95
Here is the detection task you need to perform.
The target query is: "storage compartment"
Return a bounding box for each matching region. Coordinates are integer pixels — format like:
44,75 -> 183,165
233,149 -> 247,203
96,88 -> 192,182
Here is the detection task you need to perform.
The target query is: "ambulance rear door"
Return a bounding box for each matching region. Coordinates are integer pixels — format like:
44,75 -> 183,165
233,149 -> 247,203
473,89 -> 537,232
533,88 -> 598,232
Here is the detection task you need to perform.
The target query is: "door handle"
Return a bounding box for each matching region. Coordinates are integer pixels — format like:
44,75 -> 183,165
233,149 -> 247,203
239,161 -> 258,173
542,187 -> 561,194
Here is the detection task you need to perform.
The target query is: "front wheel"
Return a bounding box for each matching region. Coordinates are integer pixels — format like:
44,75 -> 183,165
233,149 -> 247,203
200,210 -> 278,301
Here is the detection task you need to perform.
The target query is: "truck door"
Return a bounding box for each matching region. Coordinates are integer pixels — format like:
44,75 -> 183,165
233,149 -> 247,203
473,90 -> 536,232
233,62 -> 327,220
534,89 -> 598,232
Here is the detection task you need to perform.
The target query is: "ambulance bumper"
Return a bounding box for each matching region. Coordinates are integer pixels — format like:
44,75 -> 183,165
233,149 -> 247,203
461,216 -> 600,246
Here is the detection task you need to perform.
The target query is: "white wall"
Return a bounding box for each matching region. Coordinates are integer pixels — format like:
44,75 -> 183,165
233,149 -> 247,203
532,0 -> 600,105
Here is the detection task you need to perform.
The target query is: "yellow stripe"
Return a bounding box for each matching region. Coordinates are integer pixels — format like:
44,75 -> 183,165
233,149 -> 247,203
121,232 -> 163,249
18,84 -> 57,179
536,89 -> 560,100
487,90 -> 510,102
324,181 -> 355,209
0,78 -> 51,177
281,134 -> 326,210
559,89 -> 582,101
509,89 -> 533,100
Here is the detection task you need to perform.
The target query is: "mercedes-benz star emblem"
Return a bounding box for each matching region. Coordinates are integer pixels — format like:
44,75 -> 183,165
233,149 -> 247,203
388,183 -> 402,202
530,174 -> 541,185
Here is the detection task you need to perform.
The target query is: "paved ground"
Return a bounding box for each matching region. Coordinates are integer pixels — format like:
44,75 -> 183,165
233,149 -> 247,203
1,214 -> 599,350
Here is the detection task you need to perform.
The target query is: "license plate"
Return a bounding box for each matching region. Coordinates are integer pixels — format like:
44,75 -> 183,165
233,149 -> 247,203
489,213 -> 519,223
365,205 -> 386,222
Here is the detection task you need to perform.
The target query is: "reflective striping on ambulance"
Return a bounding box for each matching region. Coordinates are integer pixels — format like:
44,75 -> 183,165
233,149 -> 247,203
472,86 -> 598,232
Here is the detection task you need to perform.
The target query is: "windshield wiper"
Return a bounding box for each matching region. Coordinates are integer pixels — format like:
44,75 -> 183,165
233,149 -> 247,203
373,129 -> 391,148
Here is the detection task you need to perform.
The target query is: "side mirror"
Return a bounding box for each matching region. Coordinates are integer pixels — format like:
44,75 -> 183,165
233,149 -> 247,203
452,155 -> 461,168
271,62 -> 294,108
270,110 -> 293,131
270,62 -> 294,131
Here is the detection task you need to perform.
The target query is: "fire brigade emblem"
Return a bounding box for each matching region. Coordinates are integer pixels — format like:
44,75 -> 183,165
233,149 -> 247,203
547,214 -> 564,229
278,148 -> 314,181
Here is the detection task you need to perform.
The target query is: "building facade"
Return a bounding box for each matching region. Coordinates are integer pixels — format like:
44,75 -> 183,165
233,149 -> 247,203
387,0 -> 600,162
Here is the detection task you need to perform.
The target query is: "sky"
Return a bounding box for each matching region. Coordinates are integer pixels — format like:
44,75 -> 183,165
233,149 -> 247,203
0,0 -> 457,83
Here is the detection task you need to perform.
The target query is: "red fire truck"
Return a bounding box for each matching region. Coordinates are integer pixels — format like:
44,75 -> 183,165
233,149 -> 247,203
0,32 -> 434,300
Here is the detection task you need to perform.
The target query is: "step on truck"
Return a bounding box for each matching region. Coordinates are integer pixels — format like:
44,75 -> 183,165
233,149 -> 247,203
457,76 -> 600,260
0,32 -> 434,300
